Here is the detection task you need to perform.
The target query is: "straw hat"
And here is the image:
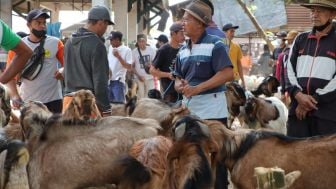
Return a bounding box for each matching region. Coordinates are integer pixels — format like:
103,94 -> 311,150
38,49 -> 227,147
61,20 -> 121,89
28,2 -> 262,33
285,30 -> 299,40
301,0 -> 336,10
182,0 -> 212,25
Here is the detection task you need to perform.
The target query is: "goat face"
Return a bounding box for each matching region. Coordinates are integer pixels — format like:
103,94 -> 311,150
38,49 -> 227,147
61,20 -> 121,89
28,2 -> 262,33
226,82 -> 246,105
173,115 -> 210,142
63,89 -> 101,121
169,115 -> 213,189
147,89 -> 162,100
259,76 -> 280,97
20,101 -> 52,141
244,97 -> 258,123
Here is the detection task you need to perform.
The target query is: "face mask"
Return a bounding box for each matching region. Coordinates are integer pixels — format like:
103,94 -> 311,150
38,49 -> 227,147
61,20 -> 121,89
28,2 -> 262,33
155,43 -> 160,49
32,29 -> 46,38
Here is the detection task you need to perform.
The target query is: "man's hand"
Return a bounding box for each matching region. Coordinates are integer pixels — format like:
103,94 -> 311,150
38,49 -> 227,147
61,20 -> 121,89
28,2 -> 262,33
138,76 -> 145,82
11,95 -> 23,109
112,49 -> 121,59
295,92 -> 318,111
54,69 -> 64,80
295,104 -> 309,120
182,84 -> 201,98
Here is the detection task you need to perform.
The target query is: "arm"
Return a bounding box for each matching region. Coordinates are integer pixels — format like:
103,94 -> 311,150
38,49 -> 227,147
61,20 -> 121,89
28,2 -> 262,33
236,46 -> 245,88
149,66 -> 174,80
92,43 -> 111,114
55,40 -> 64,80
6,80 -> 23,108
113,48 -> 132,70
0,41 -> 32,83
182,67 -> 233,98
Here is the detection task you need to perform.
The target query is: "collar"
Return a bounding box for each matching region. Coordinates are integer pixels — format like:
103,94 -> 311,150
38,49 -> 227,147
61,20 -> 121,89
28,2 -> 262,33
187,31 -> 208,49
308,24 -> 334,39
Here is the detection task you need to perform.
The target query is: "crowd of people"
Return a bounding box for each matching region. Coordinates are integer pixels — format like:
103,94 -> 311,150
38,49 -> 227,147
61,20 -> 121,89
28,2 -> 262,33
0,0 -> 335,188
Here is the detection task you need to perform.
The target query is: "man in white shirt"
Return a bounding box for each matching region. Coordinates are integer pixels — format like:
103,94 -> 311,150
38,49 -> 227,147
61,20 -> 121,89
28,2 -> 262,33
107,31 -> 132,103
132,34 -> 156,98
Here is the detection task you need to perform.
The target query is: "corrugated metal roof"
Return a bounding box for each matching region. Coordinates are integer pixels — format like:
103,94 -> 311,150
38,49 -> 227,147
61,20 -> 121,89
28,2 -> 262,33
283,4 -> 312,32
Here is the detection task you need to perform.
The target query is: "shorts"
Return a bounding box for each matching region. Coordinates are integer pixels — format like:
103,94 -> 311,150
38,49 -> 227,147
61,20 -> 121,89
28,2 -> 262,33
108,80 -> 126,103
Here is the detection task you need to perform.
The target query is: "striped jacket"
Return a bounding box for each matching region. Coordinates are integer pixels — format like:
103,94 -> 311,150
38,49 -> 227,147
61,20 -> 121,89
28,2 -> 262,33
287,26 -> 336,121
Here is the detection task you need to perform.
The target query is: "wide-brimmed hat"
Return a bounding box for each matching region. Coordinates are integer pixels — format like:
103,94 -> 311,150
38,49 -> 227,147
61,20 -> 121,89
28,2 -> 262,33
301,0 -> 336,10
285,30 -> 299,40
182,0 -> 212,25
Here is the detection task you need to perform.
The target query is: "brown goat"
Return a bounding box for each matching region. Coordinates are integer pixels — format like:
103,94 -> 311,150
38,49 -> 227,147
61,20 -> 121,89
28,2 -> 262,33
128,98 -> 190,136
20,101 -> 161,189
117,115 -> 218,189
63,89 -> 102,122
208,120 -> 336,189
225,82 -> 247,128
0,140 -> 30,189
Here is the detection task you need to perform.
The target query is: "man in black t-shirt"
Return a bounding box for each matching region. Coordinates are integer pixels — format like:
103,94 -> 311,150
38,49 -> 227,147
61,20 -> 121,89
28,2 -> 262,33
150,22 -> 185,103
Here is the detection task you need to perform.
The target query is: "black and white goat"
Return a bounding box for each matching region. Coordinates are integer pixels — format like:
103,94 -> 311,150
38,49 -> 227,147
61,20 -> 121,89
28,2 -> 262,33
243,96 -> 288,134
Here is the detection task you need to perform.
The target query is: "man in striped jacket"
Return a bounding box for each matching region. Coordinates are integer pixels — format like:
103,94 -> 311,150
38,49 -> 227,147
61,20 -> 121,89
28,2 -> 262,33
286,0 -> 336,137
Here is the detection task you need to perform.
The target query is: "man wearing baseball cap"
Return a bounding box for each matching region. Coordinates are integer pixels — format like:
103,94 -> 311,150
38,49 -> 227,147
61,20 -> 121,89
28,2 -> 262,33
154,34 -> 168,49
64,5 -> 114,115
286,0 -> 336,137
106,31 -> 132,104
223,23 -> 246,88
6,8 -> 65,113
174,1 -> 233,188
150,22 -> 185,103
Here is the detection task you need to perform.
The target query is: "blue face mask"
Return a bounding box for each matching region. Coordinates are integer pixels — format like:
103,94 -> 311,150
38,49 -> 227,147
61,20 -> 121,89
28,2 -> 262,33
32,29 -> 46,38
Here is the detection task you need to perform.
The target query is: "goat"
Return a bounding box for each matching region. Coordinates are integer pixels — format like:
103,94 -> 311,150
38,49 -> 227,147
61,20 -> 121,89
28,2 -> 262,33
128,98 -> 190,136
147,89 -> 162,100
244,96 -> 287,134
0,84 -> 12,127
225,82 -> 247,128
207,120 -> 334,189
0,139 -> 30,189
20,101 -> 161,189
117,115 -> 218,189
251,76 -> 280,97
62,89 -> 102,122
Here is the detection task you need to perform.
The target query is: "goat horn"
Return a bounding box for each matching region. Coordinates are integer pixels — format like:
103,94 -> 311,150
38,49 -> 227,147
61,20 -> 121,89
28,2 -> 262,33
174,123 -> 186,140
198,122 -> 210,137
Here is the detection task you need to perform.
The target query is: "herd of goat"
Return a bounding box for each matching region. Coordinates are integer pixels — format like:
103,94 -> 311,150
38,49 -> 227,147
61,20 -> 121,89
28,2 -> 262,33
0,76 -> 335,189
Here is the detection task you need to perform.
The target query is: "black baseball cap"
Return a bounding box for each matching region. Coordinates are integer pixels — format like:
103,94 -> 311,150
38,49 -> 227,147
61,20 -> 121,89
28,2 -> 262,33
107,31 -> 123,40
222,23 -> 239,31
27,9 -> 50,22
154,34 -> 168,43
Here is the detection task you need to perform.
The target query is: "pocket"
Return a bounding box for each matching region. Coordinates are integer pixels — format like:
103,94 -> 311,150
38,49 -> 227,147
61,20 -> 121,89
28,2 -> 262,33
195,61 -> 212,78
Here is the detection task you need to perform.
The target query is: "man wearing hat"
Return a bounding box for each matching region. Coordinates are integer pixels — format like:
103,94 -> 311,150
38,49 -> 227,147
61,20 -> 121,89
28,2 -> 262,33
223,23 -> 246,88
174,1 -> 233,188
150,22 -> 185,103
154,34 -> 168,49
275,30 -> 299,104
6,9 -> 65,113
106,31 -> 132,104
286,0 -> 336,138
271,31 -> 287,75
64,5 -> 114,115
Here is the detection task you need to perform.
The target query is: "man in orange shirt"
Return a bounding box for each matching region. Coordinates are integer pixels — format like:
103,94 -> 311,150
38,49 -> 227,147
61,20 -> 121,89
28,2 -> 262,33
223,23 -> 245,88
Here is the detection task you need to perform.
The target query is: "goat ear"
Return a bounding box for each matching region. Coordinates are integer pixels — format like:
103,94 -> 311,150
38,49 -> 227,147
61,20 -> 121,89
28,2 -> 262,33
198,122 -> 210,137
174,123 -> 186,140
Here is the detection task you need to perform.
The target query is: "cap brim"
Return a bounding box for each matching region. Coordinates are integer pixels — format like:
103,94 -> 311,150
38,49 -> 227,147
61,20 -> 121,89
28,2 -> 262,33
182,8 -> 208,25
107,20 -> 114,25
33,12 -> 50,20
301,3 -> 336,10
